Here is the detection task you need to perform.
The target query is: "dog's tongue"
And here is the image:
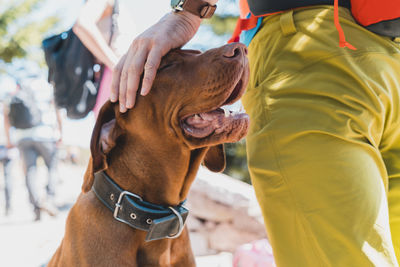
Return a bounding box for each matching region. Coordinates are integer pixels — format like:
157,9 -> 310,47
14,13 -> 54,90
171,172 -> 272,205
183,107 -> 246,138
183,110 -> 221,138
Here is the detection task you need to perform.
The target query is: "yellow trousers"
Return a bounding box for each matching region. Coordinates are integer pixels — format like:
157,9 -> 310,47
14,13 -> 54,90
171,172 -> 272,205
242,6 -> 400,267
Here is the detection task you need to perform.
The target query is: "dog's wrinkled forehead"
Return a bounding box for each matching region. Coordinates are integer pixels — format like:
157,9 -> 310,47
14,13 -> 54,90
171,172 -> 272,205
158,49 -> 202,72
146,49 -> 207,101
163,49 -> 202,60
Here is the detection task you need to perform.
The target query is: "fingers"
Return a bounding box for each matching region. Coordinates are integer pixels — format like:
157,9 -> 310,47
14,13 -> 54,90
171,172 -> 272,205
113,43 -> 162,112
125,48 -> 148,109
140,48 -> 162,96
116,45 -> 145,112
118,65 -> 128,113
110,54 -> 126,103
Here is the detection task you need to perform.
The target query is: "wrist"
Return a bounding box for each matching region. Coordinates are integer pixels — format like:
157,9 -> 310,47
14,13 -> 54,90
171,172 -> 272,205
171,10 -> 202,31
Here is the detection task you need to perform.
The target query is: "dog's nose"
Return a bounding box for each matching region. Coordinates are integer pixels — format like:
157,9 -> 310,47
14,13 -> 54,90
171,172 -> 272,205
222,43 -> 248,58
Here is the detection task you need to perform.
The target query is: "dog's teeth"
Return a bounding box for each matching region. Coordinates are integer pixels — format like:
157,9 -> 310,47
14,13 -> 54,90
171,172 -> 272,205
221,106 -> 230,117
238,102 -> 245,112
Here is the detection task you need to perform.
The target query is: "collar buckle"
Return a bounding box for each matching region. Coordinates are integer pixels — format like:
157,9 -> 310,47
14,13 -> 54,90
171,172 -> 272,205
113,190 -> 143,224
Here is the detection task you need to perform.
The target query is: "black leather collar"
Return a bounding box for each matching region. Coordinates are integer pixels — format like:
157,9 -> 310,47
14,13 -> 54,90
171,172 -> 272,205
92,171 -> 189,241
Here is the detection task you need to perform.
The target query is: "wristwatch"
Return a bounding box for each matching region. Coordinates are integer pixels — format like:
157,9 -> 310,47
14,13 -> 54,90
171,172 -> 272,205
171,0 -> 216,19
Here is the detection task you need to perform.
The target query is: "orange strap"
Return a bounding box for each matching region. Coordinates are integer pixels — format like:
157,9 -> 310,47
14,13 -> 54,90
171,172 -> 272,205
334,0 -> 356,50
228,16 -> 259,43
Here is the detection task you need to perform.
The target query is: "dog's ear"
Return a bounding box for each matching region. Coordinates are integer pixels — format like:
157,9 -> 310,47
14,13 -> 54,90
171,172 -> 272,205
82,101 -> 122,192
203,144 -> 226,172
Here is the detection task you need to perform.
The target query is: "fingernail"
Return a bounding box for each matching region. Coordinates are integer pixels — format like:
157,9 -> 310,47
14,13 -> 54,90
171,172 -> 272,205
140,88 -> 147,96
120,104 -> 126,113
110,93 -> 116,102
126,99 -> 132,108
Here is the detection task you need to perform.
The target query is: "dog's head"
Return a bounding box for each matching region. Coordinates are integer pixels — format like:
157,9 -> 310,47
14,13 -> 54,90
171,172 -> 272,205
83,43 -> 249,193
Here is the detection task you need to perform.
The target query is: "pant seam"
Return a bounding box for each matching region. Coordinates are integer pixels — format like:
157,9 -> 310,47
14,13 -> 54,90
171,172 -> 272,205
260,89 -> 327,266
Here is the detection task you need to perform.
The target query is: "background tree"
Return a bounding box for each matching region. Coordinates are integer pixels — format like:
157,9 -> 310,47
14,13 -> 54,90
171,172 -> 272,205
204,14 -> 237,36
0,0 -> 58,71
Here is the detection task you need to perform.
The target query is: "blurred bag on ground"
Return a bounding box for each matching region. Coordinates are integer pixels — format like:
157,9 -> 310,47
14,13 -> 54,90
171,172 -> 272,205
233,239 -> 276,267
42,29 -> 102,119
8,87 -> 42,129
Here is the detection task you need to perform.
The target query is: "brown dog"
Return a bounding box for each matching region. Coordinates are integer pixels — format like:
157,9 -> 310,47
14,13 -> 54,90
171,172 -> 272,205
48,43 -> 249,267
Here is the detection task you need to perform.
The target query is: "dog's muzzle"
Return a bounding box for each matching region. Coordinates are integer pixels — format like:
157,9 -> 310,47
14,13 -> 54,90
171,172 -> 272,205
92,171 -> 188,241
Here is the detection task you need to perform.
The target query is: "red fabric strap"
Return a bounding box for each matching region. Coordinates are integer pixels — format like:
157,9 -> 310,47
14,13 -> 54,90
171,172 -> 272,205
334,0 -> 356,50
228,16 -> 259,43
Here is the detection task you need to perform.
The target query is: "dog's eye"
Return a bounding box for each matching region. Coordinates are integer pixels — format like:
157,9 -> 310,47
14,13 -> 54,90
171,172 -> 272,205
158,62 -> 175,72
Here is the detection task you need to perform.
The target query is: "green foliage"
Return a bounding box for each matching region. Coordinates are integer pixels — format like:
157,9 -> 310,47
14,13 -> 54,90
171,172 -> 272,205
203,15 -> 238,36
224,139 -> 251,184
0,0 -> 59,64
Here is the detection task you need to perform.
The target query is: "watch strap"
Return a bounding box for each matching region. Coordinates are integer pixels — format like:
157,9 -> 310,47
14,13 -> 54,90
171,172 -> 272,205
182,0 -> 216,19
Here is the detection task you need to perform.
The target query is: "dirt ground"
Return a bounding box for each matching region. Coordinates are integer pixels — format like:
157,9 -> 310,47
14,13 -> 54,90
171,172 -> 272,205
0,160 -> 233,267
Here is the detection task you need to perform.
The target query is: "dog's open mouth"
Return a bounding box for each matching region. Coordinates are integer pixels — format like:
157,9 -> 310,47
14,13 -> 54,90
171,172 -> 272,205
181,77 -> 249,139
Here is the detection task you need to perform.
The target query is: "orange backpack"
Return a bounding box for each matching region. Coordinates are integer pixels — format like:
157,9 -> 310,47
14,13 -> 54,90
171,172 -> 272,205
352,0 -> 400,26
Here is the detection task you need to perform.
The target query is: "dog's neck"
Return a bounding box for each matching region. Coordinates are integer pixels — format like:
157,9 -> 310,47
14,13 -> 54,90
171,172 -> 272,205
104,136 -> 207,206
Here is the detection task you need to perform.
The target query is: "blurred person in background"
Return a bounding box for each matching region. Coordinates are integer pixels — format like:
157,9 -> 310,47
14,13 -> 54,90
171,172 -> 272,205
73,0 -> 134,118
0,82 -> 19,216
3,76 -> 63,221
0,146 -> 16,216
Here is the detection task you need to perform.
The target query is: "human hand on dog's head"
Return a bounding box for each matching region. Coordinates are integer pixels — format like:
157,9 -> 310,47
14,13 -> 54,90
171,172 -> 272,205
110,11 -> 202,113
